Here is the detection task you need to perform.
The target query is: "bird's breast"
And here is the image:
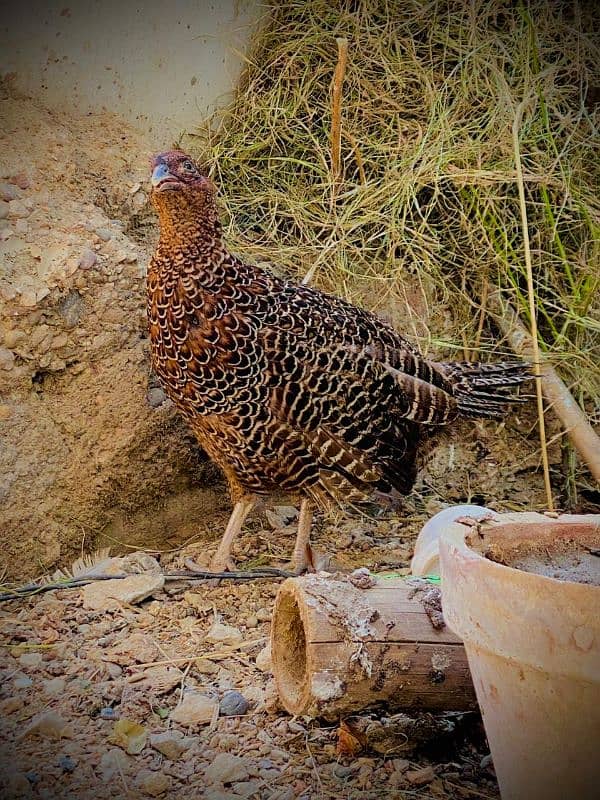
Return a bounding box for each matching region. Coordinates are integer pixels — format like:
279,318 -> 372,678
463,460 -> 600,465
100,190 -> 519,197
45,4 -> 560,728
148,287 -> 265,417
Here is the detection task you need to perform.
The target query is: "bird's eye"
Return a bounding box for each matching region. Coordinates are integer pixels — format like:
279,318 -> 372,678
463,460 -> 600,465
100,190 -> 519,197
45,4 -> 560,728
181,159 -> 196,172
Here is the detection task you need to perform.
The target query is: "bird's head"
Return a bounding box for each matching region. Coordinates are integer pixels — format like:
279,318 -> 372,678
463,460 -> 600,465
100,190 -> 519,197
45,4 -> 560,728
149,150 -> 218,234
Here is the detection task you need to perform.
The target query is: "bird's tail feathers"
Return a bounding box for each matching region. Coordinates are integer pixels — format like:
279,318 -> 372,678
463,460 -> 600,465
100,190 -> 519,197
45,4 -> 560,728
440,361 -> 531,419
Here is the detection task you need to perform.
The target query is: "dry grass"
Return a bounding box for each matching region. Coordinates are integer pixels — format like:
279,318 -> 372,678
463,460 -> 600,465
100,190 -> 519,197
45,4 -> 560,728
186,0 -> 600,487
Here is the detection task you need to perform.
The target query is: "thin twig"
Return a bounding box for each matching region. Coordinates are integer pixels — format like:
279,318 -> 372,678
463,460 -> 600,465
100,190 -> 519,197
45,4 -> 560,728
471,276 -> 489,361
343,130 -> 366,185
330,36 -> 348,195
129,639 -> 267,670
512,99 -> 554,511
304,732 -> 325,795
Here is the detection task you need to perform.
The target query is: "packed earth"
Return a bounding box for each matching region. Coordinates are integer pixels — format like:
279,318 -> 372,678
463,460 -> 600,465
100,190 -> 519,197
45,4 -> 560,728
0,543 -> 502,800
0,81 -> 558,799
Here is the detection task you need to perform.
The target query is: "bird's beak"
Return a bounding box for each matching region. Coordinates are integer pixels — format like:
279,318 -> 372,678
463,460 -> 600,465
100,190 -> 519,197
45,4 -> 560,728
151,162 -> 176,188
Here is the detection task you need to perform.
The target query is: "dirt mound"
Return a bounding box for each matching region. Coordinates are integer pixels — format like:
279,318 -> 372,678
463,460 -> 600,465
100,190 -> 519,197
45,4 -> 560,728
0,83 -> 227,580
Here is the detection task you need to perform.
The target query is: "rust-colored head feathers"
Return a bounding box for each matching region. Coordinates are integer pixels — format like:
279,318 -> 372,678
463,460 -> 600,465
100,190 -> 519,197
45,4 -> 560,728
150,150 -> 218,239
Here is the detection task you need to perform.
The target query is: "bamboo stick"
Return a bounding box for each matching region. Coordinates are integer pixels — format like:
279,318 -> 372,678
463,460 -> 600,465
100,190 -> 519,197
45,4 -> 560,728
490,291 -> 600,485
512,100 -> 554,509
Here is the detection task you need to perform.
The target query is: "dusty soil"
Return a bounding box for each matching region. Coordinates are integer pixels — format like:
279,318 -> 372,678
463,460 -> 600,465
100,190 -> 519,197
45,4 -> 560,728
483,530 -> 600,585
508,544 -> 600,584
0,82 -> 580,799
0,545 -> 500,800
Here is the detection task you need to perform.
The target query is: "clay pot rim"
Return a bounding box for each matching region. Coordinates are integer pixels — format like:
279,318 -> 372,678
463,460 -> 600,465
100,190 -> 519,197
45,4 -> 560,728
441,512 -> 600,594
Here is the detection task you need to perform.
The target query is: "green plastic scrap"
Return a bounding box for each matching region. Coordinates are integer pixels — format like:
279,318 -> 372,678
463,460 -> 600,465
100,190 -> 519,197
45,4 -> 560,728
378,572 -> 441,584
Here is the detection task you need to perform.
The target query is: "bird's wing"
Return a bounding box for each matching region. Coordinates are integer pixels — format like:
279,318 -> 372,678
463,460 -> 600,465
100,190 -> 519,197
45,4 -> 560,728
259,280 -> 459,501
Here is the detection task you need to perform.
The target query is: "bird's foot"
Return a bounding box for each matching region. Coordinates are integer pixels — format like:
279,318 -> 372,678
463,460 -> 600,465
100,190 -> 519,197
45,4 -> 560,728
208,555 -> 237,574
289,543 -> 339,576
183,555 -> 236,587
183,555 -> 237,574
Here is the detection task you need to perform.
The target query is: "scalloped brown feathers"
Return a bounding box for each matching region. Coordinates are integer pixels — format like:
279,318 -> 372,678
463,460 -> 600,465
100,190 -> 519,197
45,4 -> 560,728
147,152 -> 529,510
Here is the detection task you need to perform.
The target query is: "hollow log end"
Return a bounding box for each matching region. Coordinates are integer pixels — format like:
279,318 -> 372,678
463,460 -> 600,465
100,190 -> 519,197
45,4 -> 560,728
271,578 -> 315,716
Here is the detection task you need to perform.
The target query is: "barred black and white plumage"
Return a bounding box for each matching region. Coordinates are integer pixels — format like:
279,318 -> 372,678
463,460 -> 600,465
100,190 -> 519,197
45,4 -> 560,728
147,150 -> 530,573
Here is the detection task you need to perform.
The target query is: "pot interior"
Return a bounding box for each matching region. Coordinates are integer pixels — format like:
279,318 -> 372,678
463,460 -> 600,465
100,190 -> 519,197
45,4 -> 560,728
465,521 -> 600,586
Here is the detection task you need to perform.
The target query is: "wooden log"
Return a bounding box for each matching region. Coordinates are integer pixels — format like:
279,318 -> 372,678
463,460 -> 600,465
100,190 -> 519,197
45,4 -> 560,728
271,573 -> 476,719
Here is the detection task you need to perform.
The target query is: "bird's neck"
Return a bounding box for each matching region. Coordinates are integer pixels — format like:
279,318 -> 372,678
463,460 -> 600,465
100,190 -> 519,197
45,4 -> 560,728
156,213 -> 225,268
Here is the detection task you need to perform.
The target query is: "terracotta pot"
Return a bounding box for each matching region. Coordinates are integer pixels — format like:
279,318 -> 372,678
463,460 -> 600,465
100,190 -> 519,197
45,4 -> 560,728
439,512 -> 600,800
410,504 -> 494,576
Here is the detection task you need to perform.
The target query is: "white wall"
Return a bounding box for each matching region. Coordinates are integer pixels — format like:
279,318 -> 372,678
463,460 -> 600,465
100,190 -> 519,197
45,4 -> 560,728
1,0 -> 261,144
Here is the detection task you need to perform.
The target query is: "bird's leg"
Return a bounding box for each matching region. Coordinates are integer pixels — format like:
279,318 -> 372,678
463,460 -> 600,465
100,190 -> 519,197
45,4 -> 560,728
209,496 -> 256,573
290,498 -> 314,575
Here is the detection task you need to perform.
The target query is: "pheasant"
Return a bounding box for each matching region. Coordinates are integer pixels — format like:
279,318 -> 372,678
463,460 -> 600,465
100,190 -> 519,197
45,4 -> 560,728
147,150 -> 529,573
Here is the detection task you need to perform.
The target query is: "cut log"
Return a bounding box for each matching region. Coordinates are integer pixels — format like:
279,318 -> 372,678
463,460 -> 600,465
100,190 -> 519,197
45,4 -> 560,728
271,573 -> 476,719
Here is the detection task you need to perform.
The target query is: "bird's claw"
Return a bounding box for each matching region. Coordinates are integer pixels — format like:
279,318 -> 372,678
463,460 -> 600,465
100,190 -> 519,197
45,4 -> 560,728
289,543 -> 340,575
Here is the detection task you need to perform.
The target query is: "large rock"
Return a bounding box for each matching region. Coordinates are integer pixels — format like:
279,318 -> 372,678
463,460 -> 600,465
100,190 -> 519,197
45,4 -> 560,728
0,88 -> 226,580
82,576 -> 165,611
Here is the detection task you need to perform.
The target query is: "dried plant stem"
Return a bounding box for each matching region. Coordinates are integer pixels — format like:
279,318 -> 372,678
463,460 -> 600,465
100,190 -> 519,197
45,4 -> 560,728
490,291 -> 600,485
471,277 -> 489,361
343,130 -> 366,185
330,36 -> 348,194
512,101 -> 554,510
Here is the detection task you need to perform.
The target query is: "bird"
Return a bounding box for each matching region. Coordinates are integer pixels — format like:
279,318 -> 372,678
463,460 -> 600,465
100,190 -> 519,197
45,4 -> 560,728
147,150 -> 529,574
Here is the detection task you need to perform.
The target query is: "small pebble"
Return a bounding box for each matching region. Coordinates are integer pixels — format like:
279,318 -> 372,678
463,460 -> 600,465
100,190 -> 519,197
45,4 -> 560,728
0,182 -> 20,201
255,608 -> 271,622
333,764 -> 358,779
11,172 -> 30,189
406,766 -> 436,786
26,771 -> 40,785
59,755 -> 78,773
78,249 -> 97,270
19,651 -> 43,668
255,645 -> 271,673
43,677 -> 66,696
14,674 -> 33,689
106,662 -> 123,679
147,387 -> 167,408
8,199 -> 30,218
392,758 -> 410,773
170,692 -> 217,727
138,770 -> 171,797
204,753 -> 250,785
195,658 -> 219,675
95,228 -> 113,241
150,730 -> 195,760
45,661 -> 66,676
219,690 -> 250,717
0,696 -> 23,714
0,347 -> 15,370
100,707 -> 120,720
205,622 -> 243,645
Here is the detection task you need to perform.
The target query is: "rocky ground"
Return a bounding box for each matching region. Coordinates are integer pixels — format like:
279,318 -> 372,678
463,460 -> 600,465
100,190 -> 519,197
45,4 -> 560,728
0,528 -> 501,800
0,80 -> 571,799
